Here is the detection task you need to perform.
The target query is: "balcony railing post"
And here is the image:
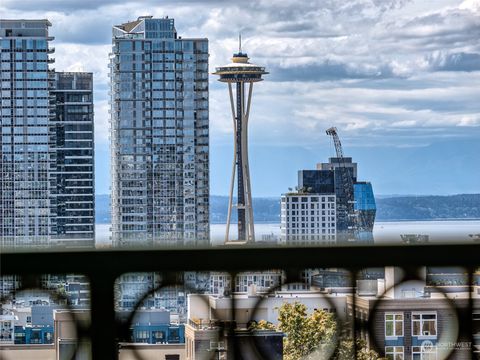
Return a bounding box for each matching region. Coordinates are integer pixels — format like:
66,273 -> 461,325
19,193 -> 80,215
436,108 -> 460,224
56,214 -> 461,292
88,271 -> 118,360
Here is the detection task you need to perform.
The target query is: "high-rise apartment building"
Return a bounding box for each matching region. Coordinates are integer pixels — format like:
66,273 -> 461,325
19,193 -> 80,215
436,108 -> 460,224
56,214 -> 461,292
51,72 -> 95,248
0,19 -> 95,249
280,193 -> 337,245
281,156 -> 375,244
316,157 -> 376,236
1,20 -> 54,248
317,156 -> 357,235
110,16 -> 209,247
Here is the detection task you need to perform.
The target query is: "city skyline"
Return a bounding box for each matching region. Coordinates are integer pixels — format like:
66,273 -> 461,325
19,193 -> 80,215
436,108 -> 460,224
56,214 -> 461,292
1,4 -> 479,359
1,0 -> 479,198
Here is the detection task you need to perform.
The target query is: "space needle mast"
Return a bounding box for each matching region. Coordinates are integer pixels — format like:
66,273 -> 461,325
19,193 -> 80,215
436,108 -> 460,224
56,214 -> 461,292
213,35 -> 268,243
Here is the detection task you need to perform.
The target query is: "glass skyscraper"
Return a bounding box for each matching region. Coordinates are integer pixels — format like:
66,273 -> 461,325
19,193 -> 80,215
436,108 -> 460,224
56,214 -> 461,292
51,72 -> 95,248
1,20 -> 54,248
0,20 -> 95,249
282,155 -> 376,244
354,182 -> 376,232
297,169 -> 335,194
110,16 -> 209,247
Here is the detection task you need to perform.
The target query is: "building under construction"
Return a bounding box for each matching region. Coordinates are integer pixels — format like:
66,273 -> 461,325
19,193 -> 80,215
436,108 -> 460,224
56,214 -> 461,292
281,127 -> 376,244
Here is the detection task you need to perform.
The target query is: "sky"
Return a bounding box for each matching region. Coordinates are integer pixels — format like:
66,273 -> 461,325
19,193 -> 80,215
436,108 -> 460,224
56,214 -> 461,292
3,0 -> 480,197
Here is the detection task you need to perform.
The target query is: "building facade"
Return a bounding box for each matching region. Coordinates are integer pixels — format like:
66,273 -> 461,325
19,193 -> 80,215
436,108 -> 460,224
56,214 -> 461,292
281,153 -> 375,245
51,72 -> 95,247
110,16 -> 209,247
186,294 -> 287,360
117,310 -> 185,344
208,271 -> 284,296
354,182 -> 376,233
317,157 -> 376,237
0,19 -> 55,248
318,157 -> 357,236
0,20 -> 95,249
280,193 -> 337,245
115,272 -> 195,322
350,295 -> 472,360
297,169 -> 335,194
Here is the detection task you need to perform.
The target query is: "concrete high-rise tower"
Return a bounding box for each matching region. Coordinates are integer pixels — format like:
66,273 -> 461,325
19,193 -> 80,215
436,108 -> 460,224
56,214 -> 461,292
213,38 -> 268,243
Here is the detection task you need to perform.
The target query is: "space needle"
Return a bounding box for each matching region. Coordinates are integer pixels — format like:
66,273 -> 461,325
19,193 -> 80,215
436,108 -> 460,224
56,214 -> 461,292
213,36 -> 268,243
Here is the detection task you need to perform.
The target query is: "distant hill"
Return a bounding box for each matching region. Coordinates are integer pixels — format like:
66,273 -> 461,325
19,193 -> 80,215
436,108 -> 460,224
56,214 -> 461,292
210,196 -> 281,224
95,194 -> 480,224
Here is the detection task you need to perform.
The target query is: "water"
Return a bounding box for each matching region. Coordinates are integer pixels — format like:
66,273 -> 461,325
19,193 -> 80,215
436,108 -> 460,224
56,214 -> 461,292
373,220 -> 480,243
211,220 -> 480,244
96,220 -> 480,247
95,223 -> 281,247
95,224 -> 112,247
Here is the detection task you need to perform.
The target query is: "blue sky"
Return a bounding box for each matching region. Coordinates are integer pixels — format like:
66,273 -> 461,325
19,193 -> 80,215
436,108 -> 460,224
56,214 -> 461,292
3,0 -> 480,196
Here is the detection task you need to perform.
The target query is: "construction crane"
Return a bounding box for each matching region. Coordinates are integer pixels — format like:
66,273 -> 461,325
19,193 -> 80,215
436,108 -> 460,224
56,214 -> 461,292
326,127 -> 358,240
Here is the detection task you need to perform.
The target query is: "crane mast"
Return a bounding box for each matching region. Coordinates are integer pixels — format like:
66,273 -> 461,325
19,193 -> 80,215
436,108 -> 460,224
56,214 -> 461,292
326,127 -> 358,240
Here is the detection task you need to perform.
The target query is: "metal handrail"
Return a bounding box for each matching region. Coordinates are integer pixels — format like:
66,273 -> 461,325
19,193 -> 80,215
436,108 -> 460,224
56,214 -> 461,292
1,244 -> 479,359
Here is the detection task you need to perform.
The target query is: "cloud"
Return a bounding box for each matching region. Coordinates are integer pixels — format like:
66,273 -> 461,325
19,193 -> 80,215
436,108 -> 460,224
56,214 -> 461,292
54,43 -> 110,82
375,6 -> 480,53
427,52 -> 480,71
2,0 -> 118,11
2,0 -> 226,12
459,0 -> 480,11
267,61 -> 395,81
2,0 -> 479,151
234,70 -> 480,148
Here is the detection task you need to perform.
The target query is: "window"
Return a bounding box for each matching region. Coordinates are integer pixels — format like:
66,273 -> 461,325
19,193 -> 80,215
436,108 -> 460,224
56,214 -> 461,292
44,332 -> 53,343
30,330 -> 42,344
165,355 -> 180,360
385,346 -> 404,360
385,313 -> 403,337
152,331 -> 164,343
412,345 -> 437,360
135,330 -> 149,343
169,328 -> 179,340
119,41 -> 132,52
412,313 -> 437,337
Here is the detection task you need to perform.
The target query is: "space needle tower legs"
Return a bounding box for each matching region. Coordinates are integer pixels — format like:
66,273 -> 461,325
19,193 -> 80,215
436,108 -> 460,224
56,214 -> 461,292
214,39 -> 268,244
226,81 -> 254,242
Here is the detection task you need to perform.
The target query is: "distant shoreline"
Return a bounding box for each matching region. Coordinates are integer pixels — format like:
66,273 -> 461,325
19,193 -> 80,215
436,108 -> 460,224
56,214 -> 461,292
96,193 -> 480,224
96,218 -> 480,226
376,218 -> 480,222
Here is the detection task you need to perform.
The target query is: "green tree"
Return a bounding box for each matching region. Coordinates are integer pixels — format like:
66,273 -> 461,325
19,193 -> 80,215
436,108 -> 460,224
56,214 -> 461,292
248,319 -> 276,331
277,301 -> 383,360
333,338 -> 384,360
277,302 -> 336,360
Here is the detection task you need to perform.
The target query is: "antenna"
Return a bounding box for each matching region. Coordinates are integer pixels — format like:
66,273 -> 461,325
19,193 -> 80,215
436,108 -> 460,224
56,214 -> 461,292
239,33 -> 242,53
